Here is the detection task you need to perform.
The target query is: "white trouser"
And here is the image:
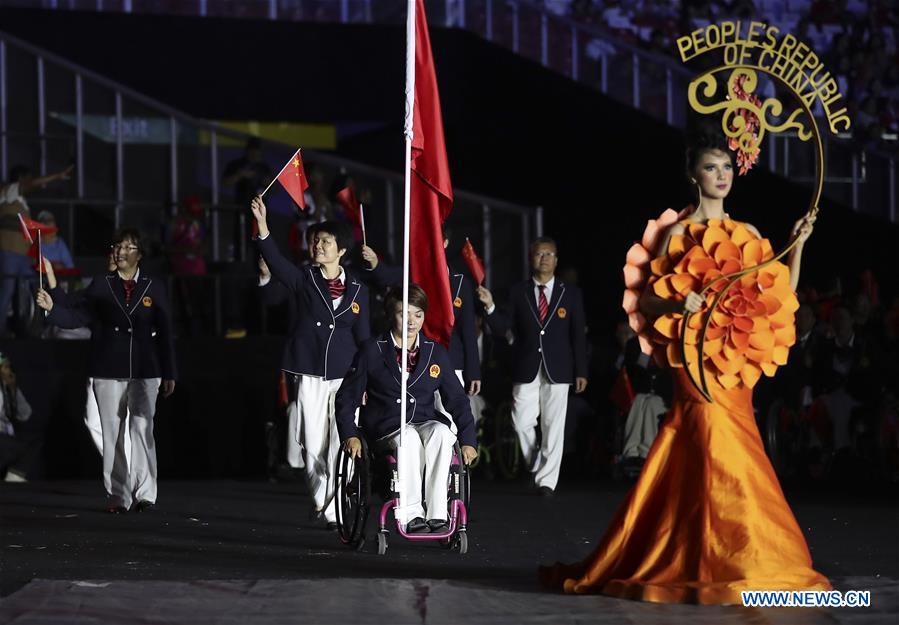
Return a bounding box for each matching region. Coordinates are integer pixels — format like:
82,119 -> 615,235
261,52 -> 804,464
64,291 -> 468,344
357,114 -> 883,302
296,375 -> 343,522
85,378 -> 131,462
286,398 -> 304,469
434,369 -> 465,434
469,395 -> 486,423
92,378 -> 160,508
622,393 -> 666,459
386,420 -> 457,525
511,368 -> 569,490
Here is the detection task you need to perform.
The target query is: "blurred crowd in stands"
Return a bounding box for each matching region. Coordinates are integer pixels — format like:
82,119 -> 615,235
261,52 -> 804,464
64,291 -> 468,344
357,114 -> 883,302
541,0 -> 899,151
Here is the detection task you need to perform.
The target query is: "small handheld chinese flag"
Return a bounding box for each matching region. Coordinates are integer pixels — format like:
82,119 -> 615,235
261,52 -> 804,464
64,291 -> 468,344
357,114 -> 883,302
263,148 -> 308,210
461,238 -> 485,286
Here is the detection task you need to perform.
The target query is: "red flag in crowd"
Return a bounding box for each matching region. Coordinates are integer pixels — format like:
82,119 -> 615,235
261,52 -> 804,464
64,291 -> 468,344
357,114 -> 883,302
335,186 -> 365,243
275,148 -> 309,210
609,366 -> 636,415
461,238 -> 485,286
335,186 -> 362,226
17,213 -> 55,244
409,0 -> 454,347
18,213 -> 58,275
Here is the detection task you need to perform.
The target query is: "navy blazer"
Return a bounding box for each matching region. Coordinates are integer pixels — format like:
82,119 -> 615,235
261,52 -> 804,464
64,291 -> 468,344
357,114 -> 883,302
366,263 -> 481,383
46,271 -> 177,380
257,235 -> 370,380
334,333 -> 477,448
486,278 -> 587,385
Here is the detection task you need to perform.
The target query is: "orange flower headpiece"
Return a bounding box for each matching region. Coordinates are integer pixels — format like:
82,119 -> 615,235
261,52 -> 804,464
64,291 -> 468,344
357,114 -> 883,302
727,74 -> 763,175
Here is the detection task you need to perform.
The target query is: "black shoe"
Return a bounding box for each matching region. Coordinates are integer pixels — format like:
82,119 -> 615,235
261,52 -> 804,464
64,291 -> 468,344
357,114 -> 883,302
426,519 -> 449,533
537,486 -> 554,497
325,521 -> 339,531
106,505 -> 128,514
405,517 -> 429,533
134,500 -> 155,512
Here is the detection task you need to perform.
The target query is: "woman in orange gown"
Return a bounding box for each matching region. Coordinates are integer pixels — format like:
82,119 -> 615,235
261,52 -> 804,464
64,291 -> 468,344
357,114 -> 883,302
540,128 -> 832,604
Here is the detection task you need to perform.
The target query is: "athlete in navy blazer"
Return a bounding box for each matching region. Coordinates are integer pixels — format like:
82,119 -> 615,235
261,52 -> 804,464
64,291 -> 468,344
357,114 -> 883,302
36,229 -> 175,513
251,196 -> 369,528
481,278 -> 588,385
361,240 -> 481,395
256,232 -> 370,380
335,285 -> 477,532
477,236 -> 588,494
334,332 -> 477,449
43,269 -> 177,381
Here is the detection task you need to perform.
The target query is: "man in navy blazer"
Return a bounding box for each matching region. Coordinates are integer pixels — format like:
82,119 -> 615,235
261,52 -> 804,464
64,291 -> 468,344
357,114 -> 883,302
335,285 -> 477,533
251,197 -> 370,529
360,231 -> 481,398
477,236 -> 588,495
37,229 -> 176,513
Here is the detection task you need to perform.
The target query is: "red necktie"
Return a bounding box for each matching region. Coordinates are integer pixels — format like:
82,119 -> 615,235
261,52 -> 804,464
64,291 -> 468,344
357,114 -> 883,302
325,277 -> 345,300
123,279 -> 136,306
394,345 -> 420,372
538,284 -> 549,324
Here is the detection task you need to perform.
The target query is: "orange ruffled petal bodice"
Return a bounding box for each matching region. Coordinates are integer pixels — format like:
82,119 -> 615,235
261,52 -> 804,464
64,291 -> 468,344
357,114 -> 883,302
546,212 -> 831,604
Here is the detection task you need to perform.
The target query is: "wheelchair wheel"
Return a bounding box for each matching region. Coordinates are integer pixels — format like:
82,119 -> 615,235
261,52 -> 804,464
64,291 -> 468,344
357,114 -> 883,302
493,401 -> 521,479
451,530 -> 468,555
377,531 -> 388,555
334,438 -> 370,547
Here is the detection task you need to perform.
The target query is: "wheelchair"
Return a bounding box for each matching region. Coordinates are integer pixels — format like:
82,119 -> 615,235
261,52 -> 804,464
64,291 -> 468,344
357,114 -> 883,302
334,432 -> 471,555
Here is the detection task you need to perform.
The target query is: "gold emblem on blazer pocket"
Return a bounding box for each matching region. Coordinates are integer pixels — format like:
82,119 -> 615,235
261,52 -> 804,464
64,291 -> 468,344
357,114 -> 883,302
558,307 -> 567,319
351,301 -> 360,314
142,296 -> 153,307
453,297 -> 462,308
429,364 -> 441,378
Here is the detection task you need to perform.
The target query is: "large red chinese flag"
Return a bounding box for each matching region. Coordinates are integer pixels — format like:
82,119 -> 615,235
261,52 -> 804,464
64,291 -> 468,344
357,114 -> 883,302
410,0 -> 454,347
276,148 -> 309,210
461,238 -> 485,286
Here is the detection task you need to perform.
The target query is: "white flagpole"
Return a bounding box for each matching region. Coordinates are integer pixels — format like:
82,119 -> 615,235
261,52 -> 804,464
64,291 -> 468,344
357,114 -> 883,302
259,147 -> 300,197
359,202 -> 367,247
37,229 -> 43,291
399,0 -> 416,523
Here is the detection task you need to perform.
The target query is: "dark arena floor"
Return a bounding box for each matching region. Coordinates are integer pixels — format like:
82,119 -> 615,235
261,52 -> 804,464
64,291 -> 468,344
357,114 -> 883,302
0,478 -> 896,624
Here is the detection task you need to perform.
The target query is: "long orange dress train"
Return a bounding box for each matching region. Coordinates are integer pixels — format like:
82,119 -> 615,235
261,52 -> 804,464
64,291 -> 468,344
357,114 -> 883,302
540,215 -> 832,604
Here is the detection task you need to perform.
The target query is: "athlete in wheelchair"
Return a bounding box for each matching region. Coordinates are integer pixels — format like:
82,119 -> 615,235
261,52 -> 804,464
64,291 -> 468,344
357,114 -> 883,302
334,285 -> 478,554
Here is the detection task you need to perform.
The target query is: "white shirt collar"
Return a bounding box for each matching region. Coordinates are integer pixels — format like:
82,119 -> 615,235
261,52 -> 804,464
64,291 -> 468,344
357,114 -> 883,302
117,267 -> 140,281
320,265 -> 345,284
390,331 -> 420,351
533,276 -> 555,290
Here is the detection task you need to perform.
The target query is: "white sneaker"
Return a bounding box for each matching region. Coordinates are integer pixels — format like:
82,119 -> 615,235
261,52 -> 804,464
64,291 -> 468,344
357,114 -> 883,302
4,470 -> 26,483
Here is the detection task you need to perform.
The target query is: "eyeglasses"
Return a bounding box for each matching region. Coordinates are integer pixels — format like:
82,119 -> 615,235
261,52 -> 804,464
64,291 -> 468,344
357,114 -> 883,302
110,244 -> 139,253
532,251 -> 557,258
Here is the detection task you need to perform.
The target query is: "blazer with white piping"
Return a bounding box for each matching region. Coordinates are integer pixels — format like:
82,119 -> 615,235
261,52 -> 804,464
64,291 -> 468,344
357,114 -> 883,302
257,235 -> 370,380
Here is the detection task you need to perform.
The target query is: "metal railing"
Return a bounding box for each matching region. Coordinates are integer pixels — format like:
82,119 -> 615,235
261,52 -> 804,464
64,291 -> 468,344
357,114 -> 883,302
0,27 -> 540,290
2,0 -> 893,222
